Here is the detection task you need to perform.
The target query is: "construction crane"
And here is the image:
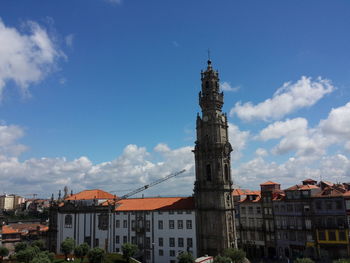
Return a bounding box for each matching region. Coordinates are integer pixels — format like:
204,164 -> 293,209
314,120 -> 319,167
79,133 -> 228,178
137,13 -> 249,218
117,169 -> 186,201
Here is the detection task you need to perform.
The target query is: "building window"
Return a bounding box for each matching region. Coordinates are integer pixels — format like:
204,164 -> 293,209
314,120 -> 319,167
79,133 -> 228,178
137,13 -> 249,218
327,217 -> 335,228
158,210 -> 163,214
159,237 -> 163,247
241,207 -> 246,214
169,220 -> 174,229
256,207 -> 261,214
116,236 -> 120,244
169,210 -> 174,215
123,220 -> 127,228
328,231 -> 336,241
224,164 -> 229,182
158,220 -> 163,230
159,249 -> 163,256
177,211 -> 183,214
170,250 -> 175,257
316,200 -> 322,210
169,238 -> 175,247
116,220 -> 120,228
131,220 -> 135,230
248,207 -> 253,214
337,217 -> 345,227
339,231 -> 346,241
178,238 -> 184,247
146,220 -> 150,232
123,236 -> 127,243
94,238 -> 99,247
287,205 -> 293,212
326,201 -> 332,210
64,214 -> 73,228
84,236 -> 91,245
186,210 -> 191,214
186,220 -> 192,229
206,164 -> 212,181
336,200 -> 343,210
98,213 -> 109,230
187,238 -> 193,248
146,237 -> 151,248
304,205 -> 310,212
131,236 -> 136,244
178,220 -> 183,229
318,231 -> 326,241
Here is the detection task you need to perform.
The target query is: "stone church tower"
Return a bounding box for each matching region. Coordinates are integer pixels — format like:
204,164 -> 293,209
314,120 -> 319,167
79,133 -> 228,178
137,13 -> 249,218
193,60 -> 236,256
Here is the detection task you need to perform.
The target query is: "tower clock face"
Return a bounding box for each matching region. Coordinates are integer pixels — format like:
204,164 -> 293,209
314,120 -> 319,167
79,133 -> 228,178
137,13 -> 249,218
203,116 -> 208,122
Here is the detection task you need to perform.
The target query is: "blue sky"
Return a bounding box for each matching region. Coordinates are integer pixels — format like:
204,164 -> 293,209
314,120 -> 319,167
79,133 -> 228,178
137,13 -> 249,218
0,0 -> 350,198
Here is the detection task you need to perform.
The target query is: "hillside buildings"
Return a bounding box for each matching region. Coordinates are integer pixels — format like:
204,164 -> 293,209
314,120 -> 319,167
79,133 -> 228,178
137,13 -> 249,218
236,179 -> 350,261
0,194 -> 25,211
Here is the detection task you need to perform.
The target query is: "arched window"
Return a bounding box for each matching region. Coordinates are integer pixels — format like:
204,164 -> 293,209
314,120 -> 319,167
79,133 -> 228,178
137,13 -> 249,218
224,164 -> 229,182
64,214 -> 72,228
206,164 -> 212,181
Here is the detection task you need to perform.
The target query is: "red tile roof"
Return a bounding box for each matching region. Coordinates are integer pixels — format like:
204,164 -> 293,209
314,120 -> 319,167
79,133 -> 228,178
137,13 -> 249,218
232,189 -> 251,196
65,189 -> 115,201
313,187 -> 345,198
286,184 -> 320,191
2,224 -> 48,234
260,181 -> 280,186
115,197 -> 194,211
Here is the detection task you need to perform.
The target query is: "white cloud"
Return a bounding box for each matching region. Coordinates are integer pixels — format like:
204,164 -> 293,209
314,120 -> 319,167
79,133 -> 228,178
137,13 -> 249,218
319,102 -> 350,140
0,124 -> 26,156
230,76 -> 334,122
220,82 -> 240,92
0,18 -> 64,99
258,118 -> 308,141
233,154 -> 350,190
255,148 -> 268,157
228,123 -> 250,160
257,117 -> 332,157
65,34 -> 74,48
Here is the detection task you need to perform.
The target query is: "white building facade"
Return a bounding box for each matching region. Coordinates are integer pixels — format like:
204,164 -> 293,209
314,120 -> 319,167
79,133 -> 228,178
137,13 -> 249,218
50,191 -> 196,263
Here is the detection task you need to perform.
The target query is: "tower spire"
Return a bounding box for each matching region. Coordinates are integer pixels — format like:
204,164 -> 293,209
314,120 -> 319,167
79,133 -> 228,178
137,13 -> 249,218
194,60 -> 236,256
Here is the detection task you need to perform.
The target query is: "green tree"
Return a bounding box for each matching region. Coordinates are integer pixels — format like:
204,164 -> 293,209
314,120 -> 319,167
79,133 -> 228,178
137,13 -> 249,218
214,255 -> 232,263
294,258 -> 314,263
15,242 -> 28,253
333,260 -> 350,263
121,243 -> 138,263
61,238 -> 75,261
30,252 -> 52,263
87,247 -> 105,263
0,247 -> 9,263
74,243 -> 90,262
177,252 -> 195,263
223,248 -> 246,263
16,246 -> 40,263
31,240 -> 45,251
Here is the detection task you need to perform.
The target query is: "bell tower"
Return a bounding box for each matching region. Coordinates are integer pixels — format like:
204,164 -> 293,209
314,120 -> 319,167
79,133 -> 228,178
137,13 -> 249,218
193,60 -> 236,256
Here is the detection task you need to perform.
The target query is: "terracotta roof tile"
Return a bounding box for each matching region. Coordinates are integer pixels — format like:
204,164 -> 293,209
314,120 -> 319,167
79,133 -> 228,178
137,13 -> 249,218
115,197 -> 194,211
65,189 -> 115,201
232,189 -> 251,196
286,184 -> 319,191
2,224 -> 48,235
